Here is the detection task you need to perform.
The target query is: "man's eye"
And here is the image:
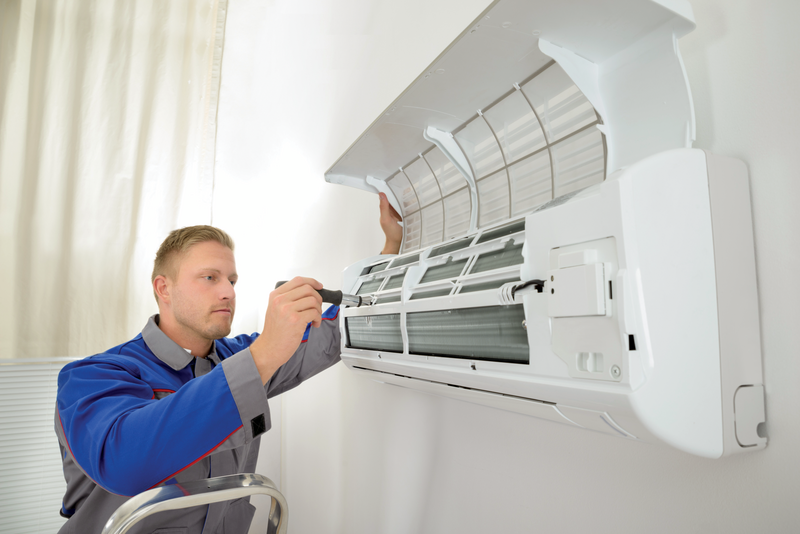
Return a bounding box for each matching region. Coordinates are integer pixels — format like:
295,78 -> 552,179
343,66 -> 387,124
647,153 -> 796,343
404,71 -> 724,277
230,280 -> 236,286
205,276 -> 214,281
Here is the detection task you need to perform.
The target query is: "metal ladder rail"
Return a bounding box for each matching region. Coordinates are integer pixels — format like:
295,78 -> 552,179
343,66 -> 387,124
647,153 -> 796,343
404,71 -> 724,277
101,473 -> 288,534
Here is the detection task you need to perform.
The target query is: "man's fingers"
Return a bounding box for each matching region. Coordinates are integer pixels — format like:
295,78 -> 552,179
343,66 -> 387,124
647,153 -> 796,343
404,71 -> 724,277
273,294 -> 322,328
379,192 -> 403,222
274,276 -> 323,294
282,285 -> 323,306
294,295 -> 323,315
388,203 -> 402,222
271,279 -> 324,307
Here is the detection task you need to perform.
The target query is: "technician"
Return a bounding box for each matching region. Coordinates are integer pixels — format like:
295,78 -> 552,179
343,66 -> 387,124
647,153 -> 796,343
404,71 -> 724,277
55,193 -> 402,533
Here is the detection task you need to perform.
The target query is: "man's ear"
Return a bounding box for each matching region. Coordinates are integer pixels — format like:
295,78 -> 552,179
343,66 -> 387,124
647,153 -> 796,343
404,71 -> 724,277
154,275 -> 170,305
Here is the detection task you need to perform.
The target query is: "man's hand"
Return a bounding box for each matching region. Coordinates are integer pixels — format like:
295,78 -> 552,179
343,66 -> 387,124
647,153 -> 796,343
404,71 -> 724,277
379,192 -> 402,255
250,277 -> 323,384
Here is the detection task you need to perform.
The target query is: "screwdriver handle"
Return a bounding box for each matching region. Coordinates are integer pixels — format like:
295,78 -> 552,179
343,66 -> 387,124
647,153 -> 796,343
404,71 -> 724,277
274,281 -> 343,306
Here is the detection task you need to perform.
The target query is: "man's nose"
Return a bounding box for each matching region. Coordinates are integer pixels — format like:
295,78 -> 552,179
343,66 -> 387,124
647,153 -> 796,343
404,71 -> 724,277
220,281 -> 235,300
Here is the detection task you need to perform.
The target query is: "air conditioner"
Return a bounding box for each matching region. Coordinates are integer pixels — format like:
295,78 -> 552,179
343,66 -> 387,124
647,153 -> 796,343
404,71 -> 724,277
324,0 -> 766,458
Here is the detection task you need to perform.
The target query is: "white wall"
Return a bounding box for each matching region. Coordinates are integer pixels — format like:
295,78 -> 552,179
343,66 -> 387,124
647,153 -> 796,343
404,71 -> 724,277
215,0 -> 800,532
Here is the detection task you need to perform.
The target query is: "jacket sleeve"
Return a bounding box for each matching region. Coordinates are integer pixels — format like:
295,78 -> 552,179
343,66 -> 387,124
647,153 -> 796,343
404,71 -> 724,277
56,307 -> 341,497
56,348 -> 267,497
265,305 -> 342,398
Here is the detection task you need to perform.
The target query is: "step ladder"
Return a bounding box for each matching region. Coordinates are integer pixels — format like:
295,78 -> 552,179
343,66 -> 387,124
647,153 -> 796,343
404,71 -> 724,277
101,473 -> 287,534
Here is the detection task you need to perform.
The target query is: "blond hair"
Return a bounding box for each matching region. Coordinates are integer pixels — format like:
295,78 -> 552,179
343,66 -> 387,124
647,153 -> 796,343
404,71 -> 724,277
151,225 -> 235,302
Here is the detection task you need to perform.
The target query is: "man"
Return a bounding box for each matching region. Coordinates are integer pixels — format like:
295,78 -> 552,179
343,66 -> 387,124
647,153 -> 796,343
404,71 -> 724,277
55,193 -> 402,533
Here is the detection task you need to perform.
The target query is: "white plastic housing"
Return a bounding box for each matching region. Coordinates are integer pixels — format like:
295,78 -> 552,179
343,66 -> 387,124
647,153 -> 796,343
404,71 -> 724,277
338,149 -> 765,458
325,0 -> 766,458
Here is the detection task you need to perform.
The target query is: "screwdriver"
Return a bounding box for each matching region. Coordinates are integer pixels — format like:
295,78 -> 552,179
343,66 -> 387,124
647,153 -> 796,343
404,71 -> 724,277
274,281 -> 372,307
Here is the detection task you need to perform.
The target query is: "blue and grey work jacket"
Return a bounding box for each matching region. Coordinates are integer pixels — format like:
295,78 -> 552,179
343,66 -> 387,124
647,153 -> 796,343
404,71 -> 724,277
55,308 -> 340,534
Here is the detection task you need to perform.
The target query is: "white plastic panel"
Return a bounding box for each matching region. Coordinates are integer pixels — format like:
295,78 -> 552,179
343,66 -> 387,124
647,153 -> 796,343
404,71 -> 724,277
455,117 -> 505,179
547,263 -> 606,317
328,1 -> 766,460
341,148 -> 765,458
477,170 -> 510,227
483,90 -> 546,163
734,385 -> 766,448
557,405 -> 635,438
326,0 -> 695,205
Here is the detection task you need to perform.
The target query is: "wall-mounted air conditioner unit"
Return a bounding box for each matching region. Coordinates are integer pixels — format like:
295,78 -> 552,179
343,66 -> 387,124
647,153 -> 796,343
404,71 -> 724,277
324,0 -> 766,458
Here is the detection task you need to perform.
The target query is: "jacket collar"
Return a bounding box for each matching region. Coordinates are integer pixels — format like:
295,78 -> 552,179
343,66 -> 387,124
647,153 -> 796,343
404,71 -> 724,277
141,314 -> 220,371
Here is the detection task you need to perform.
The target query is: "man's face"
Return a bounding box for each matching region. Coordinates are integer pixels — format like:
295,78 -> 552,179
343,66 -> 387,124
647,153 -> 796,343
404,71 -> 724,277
168,240 -> 238,342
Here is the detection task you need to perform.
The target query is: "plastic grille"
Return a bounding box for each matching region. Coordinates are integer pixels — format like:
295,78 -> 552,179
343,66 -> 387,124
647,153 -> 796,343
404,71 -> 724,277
402,211 -> 421,252
509,151 -> 552,216
420,258 -> 469,284
477,170 -> 510,227
404,158 -> 441,207
425,147 -> 467,196
471,243 -> 524,274
356,278 -> 384,295
410,288 -> 453,300
383,272 -> 406,291
387,172 -> 419,213
376,294 -> 402,304
522,63 -> 597,143
367,262 -> 389,274
430,237 -> 474,258
420,202 -> 444,249
476,219 -> 525,244
455,117 -> 504,179
393,61 -> 602,254
552,127 -> 605,197
390,253 -> 420,268
443,188 -> 471,239
484,90 -> 546,163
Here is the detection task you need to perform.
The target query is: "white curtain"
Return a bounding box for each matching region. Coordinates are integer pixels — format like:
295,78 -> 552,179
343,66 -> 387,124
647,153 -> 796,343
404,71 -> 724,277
0,0 -> 229,359
0,2 -> 229,531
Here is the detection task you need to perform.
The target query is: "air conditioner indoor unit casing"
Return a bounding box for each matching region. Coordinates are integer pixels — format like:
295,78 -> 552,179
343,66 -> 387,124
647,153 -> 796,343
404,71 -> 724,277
324,0 -> 766,458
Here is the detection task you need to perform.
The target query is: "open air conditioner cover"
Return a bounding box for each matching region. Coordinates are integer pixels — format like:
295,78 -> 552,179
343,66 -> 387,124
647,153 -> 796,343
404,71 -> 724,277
324,0 -> 766,458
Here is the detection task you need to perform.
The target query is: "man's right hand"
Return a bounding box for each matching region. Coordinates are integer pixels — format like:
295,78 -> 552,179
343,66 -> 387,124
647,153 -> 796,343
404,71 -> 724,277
250,276 -> 323,385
